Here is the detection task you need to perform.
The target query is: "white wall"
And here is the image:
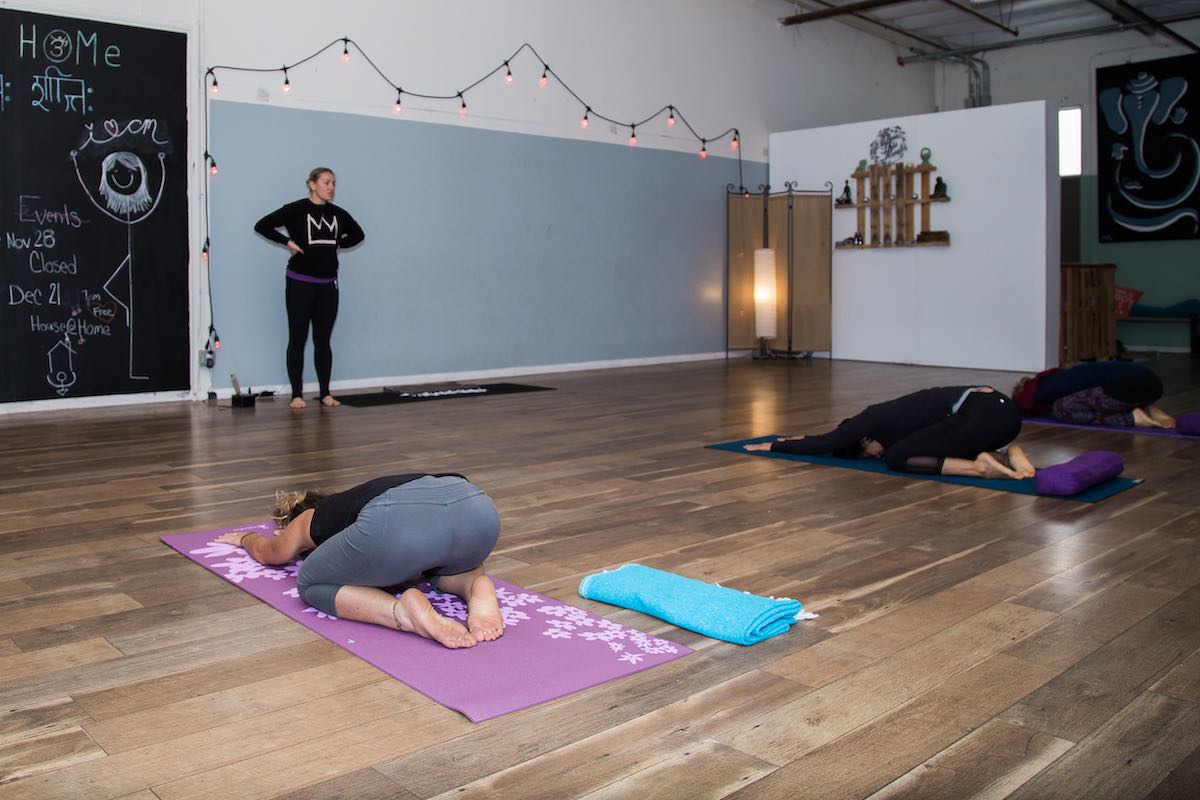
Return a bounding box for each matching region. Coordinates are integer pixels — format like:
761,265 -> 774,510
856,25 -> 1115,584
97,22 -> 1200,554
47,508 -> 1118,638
770,101 -> 1059,372
934,21 -> 1200,173
1,0 -> 938,411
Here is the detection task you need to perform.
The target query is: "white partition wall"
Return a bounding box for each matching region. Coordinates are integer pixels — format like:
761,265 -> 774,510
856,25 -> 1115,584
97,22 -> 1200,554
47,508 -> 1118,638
770,101 -> 1059,373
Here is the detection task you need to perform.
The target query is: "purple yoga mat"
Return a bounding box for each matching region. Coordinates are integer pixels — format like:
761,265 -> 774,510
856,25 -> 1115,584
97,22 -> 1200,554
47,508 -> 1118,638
161,523 -> 691,722
1022,415 -> 1200,440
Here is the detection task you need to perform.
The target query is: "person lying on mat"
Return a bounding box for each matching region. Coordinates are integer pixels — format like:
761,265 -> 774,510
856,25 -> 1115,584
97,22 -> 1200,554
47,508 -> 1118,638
213,473 -> 503,649
744,386 -> 1036,479
1012,361 -> 1175,429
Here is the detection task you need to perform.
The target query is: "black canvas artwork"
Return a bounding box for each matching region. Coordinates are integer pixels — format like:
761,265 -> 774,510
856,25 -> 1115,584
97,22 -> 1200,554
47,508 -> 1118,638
1096,53 -> 1200,241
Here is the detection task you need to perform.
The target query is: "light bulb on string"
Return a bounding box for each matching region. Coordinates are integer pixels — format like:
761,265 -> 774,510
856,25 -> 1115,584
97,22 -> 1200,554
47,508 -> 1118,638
699,141 -> 708,159
205,152 -> 218,175
341,40 -> 350,62
629,125 -> 637,146
504,62 -> 513,85
667,107 -> 675,128
580,108 -> 590,128
201,240 -> 209,262
394,89 -> 402,112
282,68 -> 291,93
539,65 -> 549,87
731,133 -> 739,150
209,74 -> 219,94
459,93 -> 468,115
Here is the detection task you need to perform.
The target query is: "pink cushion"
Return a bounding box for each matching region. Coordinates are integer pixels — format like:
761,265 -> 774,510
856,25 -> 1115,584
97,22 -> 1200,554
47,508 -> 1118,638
1176,412 -> 1200,436
1035,451 -> 1124,496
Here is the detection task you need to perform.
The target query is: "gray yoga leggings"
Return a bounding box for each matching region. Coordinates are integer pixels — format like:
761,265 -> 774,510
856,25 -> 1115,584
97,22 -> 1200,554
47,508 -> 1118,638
296,475 -> 501,616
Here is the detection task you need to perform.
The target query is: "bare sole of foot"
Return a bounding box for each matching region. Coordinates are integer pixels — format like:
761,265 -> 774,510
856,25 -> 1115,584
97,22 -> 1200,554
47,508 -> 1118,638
1005,445 -> 1037,478
321,395 -> 341,408
289,397 -> 307,409
466,574 -> 504,641
397,587 -> 476,648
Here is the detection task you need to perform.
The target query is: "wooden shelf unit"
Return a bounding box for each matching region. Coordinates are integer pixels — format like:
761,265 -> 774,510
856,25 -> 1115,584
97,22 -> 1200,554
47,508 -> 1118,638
834,162 -> 949,248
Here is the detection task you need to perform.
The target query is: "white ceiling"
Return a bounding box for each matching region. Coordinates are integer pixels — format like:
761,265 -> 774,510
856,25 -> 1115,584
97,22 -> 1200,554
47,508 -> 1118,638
780,0 -> 1200,61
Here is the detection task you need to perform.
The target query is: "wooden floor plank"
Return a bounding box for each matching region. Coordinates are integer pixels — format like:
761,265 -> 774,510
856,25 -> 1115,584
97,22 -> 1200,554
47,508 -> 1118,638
861,719 -> 1074,800
0,355 -> 1196,799
1004,692 -> 1200,800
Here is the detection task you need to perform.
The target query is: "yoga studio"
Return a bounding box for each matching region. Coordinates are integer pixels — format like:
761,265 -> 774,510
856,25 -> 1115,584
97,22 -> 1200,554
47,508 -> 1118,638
4,1 -> 1200,797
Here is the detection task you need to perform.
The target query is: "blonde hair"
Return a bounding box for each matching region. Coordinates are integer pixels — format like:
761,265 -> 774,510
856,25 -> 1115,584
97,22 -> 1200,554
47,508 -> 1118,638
272,489 -> 326,528
307,166 -> 334,185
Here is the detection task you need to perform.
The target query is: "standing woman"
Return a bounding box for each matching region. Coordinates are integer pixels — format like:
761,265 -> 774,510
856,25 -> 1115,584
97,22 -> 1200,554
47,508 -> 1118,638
254,167 -> 365,409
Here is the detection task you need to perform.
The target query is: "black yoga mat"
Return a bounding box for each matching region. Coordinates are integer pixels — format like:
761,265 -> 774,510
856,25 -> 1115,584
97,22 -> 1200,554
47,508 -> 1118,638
339,382 -> 554,407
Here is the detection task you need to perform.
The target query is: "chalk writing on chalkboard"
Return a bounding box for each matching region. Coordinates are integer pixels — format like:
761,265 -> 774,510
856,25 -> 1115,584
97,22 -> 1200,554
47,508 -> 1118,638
70,119 -> 170,380
31,65 -> 92,113
1,7 -> 188,403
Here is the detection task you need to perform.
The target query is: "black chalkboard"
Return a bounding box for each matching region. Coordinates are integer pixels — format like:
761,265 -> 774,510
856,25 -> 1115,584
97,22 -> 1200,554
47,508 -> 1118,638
1,9 -> 188,402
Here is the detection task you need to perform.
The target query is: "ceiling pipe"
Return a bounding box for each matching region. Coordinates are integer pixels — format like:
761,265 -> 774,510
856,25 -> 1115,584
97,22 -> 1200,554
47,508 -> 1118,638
898,11 -> 1200,63
940,0 -> 1018,37
780,0 -> 915,25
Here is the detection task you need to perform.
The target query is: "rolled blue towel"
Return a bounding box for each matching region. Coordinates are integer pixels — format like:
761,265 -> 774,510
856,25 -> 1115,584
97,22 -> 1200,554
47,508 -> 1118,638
578,563 -> 809,645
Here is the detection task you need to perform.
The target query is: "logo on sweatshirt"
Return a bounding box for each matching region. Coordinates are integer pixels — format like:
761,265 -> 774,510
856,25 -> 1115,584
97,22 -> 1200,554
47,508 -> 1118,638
306,214 -> 338,245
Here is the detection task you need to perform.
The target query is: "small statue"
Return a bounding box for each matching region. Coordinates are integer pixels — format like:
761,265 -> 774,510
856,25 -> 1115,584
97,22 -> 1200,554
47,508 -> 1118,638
856,159 -> 868,174
931,176 -> 949,200
835,180 -> 853,205
920,147 -> 932,166
854,231 -> 864,245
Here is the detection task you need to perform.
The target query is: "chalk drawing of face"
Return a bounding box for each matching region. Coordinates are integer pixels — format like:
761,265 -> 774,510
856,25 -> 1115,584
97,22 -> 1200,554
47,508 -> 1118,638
98,152 -> 153,216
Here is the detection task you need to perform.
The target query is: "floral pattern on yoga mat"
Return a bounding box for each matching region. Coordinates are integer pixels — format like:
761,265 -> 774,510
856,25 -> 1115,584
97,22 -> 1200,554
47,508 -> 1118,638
188,524 -> 680,664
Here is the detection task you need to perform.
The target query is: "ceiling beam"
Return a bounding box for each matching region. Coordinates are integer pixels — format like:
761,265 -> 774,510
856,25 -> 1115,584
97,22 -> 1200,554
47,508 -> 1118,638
780,0 -> 951,52
898,11 -> 1200,63
780,0 -> 916,26
1114,0 -> 1200,51
939,0 -> 1018,37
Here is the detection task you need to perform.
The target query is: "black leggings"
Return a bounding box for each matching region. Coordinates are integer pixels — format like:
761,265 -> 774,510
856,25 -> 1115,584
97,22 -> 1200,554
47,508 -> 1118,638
884,390 -> 1022,475
1102,369 -> 1163,405
285,278 -> 338,399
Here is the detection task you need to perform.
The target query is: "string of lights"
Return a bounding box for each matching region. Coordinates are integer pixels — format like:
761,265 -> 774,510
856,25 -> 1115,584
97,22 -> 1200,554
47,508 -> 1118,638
199,37 -> 747,370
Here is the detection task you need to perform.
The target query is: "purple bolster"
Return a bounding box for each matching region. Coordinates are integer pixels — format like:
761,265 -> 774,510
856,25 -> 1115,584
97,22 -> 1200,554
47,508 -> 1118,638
1034,451 -> 1124,496
1176,412 -> 1200,436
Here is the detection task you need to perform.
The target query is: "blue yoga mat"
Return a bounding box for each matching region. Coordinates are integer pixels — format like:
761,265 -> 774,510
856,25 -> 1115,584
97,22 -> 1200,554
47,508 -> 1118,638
707,436 -> 1141,503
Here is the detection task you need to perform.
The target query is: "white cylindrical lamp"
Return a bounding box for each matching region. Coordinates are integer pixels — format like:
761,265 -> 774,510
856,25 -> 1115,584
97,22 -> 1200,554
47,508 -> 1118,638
753,248 -> 777,340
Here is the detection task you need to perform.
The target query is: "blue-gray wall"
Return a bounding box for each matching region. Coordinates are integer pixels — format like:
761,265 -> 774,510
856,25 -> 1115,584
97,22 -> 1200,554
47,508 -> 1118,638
208,102 -> 765,392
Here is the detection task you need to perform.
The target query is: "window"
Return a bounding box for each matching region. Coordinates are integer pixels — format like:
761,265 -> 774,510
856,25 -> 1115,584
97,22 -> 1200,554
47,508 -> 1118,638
1059,107 -> 1082,176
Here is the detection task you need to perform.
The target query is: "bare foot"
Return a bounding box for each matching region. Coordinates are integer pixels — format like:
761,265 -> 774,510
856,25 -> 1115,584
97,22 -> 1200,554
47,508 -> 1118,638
1132,407 -> 1166,428
394,588 -> 476,648
1005,445 -> 1037,478
1147,404 -> 1176,429
321,395 -> 341,408
289,397 -> 307,409
466,574 -> 504,641
974,451 -> 1019,479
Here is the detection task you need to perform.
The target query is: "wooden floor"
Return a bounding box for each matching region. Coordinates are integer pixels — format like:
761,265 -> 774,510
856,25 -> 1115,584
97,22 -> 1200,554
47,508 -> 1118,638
2,354 -> 1199,799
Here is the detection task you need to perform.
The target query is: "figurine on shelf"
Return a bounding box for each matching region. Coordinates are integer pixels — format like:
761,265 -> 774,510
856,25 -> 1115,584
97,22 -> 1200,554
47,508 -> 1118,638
856,159 -> 868,173
835,180 -> 853,206
920,147 -> 932,166
931,176 -> 950,200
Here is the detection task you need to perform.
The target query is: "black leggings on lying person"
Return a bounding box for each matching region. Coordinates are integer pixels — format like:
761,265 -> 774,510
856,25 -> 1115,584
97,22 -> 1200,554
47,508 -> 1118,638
770,386 -> 1023,475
